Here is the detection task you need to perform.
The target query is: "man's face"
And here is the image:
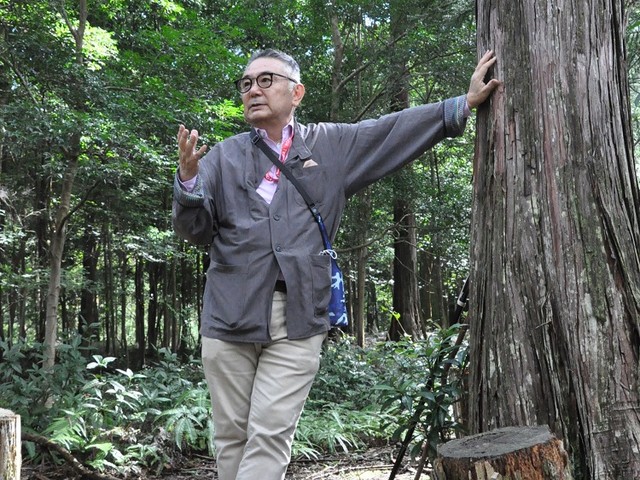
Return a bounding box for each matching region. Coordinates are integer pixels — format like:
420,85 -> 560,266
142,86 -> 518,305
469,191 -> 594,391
241,58 -> 304,132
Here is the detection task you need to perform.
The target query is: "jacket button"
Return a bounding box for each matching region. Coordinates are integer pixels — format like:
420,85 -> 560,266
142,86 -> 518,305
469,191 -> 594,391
273,214 -> 281,221
275,245 -> 282,252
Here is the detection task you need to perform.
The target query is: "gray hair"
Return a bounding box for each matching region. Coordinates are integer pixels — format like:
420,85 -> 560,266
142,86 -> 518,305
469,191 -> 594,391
247,49 -> 301,83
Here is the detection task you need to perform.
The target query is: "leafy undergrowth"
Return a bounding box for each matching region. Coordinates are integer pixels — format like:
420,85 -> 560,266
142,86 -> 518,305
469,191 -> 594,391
3,325 -> 466,479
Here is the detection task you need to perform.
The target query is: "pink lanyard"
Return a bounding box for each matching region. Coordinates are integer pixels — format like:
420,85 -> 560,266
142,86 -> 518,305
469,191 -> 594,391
264,135 -> 293,183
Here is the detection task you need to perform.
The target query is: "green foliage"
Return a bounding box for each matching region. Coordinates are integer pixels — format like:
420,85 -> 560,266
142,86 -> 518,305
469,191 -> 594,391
0,328 -> 467,474
294,326 -> 468,462
371,323 -> 468,460
1,0 -> 480,353
293,336 -> 395,459
0,340 -> 210,475
294,404 -> 390,459
1,0 -> 481,473
309,336 -> 379,406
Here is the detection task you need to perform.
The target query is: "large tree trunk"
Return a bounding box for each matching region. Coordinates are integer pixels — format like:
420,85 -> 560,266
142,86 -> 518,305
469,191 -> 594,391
469,1 -> 640,479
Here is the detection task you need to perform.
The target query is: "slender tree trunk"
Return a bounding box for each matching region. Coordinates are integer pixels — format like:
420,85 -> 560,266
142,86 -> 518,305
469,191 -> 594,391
165,259 -> 178,352
44,142 -> 79,369
8,241 -> 26,343
355,246 -> 367,346
17,239 -> 26,340
366,281 -> 378,333
134,256 -> 145,369
352,189 -> 372,347
0,17 -> 7,349
328,0 -> 345,121
103,225 -> 115,355
389,200 -> 422,340
79,222 -> 98,337
119,249 -> 128,364
147,262 -> 161,356
43,0 -> 87,370
0,285 -> 4,350
469,1 -> 640,478
0,219 -> 3,347
34,173 -> 49,342
420,248 -> 447,328
178,245 -> 191,357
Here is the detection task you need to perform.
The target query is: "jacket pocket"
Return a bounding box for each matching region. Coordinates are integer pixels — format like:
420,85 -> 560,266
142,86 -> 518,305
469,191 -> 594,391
292,166 -> 328,207
205,261 -> 249,329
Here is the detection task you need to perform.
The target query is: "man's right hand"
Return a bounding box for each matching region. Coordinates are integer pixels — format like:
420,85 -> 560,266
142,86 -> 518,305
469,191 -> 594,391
467,50 -> 501,109
177,124 -> 208,181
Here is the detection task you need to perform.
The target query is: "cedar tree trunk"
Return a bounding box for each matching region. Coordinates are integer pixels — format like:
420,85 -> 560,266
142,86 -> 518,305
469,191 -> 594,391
469,1 -> 640,479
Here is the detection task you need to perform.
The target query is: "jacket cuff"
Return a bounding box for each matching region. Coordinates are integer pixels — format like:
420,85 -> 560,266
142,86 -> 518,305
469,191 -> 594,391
443,95 -> 468,137
173,171 -> 205,207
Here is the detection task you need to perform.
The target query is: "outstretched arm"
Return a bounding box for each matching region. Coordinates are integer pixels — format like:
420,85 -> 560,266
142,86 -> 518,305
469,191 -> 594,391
467,50 -> 501,109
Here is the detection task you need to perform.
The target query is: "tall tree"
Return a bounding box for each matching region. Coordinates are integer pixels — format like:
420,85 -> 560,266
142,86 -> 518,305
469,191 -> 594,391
387,0 -> 423,340
43,0 -> 88,370
469,1 -> 640,478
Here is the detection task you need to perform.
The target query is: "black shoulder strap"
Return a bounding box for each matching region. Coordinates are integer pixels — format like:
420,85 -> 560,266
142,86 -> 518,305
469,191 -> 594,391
250,128 -> 322,222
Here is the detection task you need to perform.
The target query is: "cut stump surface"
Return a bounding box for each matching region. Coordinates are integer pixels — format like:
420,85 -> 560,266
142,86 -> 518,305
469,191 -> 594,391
434,425 -> 572,480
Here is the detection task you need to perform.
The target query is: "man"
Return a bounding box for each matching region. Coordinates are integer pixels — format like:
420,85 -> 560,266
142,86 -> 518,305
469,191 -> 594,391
172,48 -> 500,480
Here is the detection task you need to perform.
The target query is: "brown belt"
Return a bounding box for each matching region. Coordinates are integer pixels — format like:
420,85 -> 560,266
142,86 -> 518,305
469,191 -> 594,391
274,280 -> 287,293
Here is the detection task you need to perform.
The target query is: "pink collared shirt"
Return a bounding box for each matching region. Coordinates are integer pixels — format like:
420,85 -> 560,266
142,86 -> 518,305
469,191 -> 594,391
254,122 -> 294,204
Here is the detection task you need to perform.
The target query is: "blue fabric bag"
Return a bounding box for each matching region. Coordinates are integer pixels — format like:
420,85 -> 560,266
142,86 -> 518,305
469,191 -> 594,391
317,219 -> 348,327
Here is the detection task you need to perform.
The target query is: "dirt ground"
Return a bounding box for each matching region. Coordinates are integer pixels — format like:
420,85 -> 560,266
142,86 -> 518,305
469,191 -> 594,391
21,447 -> 429,480
286,447 -> 428,480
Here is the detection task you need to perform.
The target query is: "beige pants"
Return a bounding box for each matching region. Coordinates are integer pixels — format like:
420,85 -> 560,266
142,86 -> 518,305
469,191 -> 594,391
201,292 -> 326,480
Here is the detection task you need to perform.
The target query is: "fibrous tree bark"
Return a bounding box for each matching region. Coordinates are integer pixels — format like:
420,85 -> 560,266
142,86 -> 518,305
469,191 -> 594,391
0,409 -> 21,480
469,1 -> 640,479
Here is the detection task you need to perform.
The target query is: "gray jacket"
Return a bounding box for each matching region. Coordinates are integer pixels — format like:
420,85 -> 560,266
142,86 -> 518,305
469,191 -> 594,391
172,96 -> 468,343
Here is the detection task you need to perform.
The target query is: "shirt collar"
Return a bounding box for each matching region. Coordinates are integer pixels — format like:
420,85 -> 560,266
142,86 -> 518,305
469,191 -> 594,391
255,119 -> 294,147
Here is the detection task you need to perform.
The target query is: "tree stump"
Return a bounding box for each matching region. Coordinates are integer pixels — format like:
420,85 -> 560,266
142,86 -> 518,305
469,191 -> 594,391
434,425 -> 572,480
0,409 -> 21,480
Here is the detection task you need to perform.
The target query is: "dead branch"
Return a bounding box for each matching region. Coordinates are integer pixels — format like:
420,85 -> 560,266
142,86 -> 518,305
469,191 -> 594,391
22,432 -> 121,480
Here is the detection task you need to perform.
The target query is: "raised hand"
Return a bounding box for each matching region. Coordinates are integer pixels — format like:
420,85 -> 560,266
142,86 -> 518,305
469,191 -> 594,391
467,50 -> 502,109
177,124 -> 208,181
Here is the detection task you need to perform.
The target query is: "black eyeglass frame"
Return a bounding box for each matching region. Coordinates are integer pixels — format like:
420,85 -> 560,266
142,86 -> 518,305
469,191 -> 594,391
234,72 -> 298,94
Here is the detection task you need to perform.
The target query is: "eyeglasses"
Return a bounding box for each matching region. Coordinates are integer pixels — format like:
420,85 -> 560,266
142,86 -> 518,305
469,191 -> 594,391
234,72 -> 298,94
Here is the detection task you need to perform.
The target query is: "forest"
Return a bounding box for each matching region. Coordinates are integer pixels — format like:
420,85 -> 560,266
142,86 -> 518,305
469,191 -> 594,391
1,0 -> 640,479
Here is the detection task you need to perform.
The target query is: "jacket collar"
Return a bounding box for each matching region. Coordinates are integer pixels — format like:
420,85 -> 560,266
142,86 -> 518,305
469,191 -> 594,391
289,120 -> 312,161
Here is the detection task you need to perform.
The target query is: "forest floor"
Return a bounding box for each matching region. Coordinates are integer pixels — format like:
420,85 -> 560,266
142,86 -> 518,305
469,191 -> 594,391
21,446 -> 429,480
